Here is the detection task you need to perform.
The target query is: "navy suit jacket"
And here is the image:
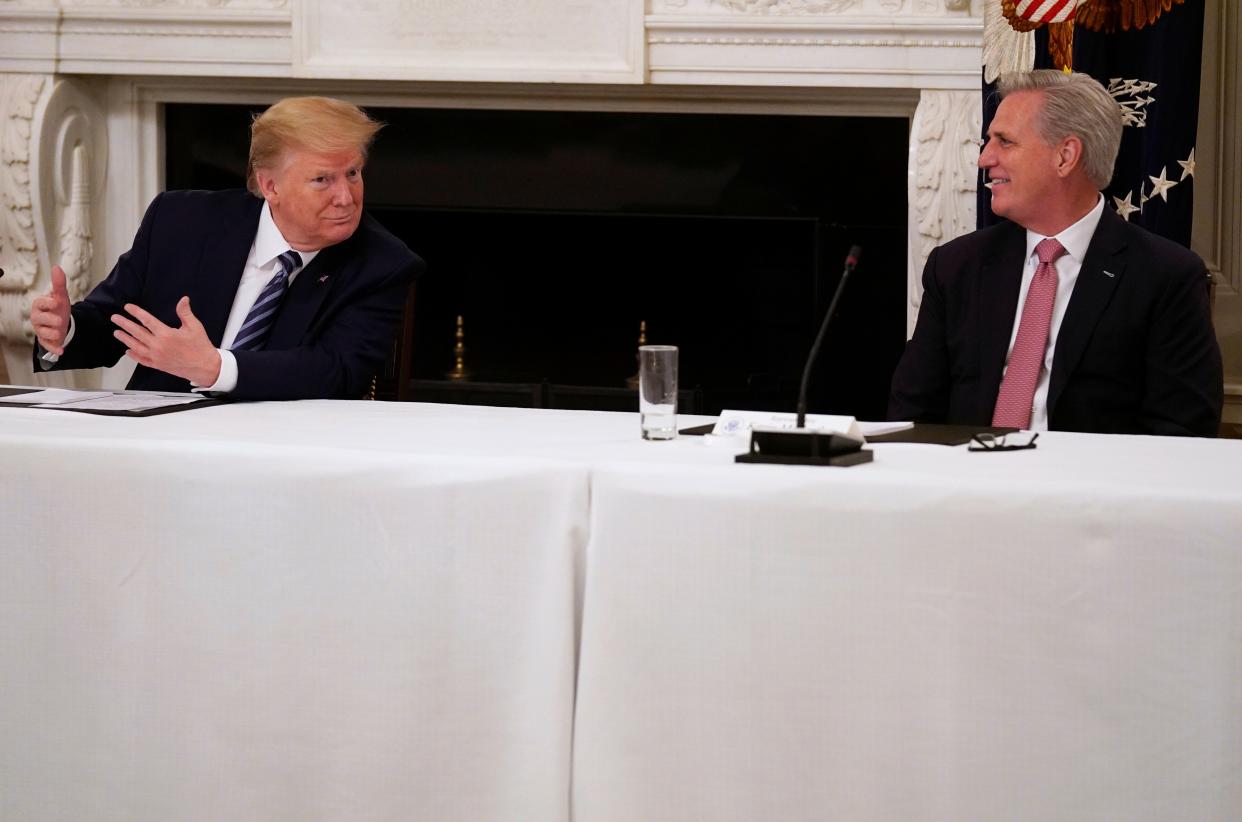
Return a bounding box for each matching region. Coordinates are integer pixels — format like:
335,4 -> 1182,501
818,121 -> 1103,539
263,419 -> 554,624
40,189 -> 423,400
889,208 -> 1222,437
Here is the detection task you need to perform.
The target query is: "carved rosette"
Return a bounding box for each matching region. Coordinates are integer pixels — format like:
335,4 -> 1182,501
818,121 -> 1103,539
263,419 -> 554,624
0,74 -> 106,348
906,89 -> 979,335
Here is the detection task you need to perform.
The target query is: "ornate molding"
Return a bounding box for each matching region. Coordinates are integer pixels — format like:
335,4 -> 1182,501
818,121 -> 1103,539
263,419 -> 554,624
656,0 -> 976,12
710,0 -> 863,12
0,74 -> 106,346
647,33 -> 979,46
906,88 -> 979,335
645,14 -> 983,89
57,144 -> 95,305
0,6 -> 293,76
0,74 -> 44,300
58,1 -> 288,7
59,23 -> 285,37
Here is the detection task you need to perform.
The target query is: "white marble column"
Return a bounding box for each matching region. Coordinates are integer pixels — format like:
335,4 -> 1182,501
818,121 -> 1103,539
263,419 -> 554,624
1,72 -> 109,388
905,88 -> 980,335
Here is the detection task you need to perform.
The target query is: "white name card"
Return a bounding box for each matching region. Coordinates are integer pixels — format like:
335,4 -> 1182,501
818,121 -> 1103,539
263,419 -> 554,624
711,409 -> 861,440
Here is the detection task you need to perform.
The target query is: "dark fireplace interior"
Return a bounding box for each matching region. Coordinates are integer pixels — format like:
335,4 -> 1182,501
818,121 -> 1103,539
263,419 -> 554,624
165,101 -> 908,419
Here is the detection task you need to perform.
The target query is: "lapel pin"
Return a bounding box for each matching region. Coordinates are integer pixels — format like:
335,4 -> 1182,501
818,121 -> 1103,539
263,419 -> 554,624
1103,270 -> 1116,278
318,275 -> 330,284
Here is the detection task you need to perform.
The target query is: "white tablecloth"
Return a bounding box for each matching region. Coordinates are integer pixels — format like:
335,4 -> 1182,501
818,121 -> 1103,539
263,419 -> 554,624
4,400 -> 1242,821
0,400 -> 611,822
573,432 -> 1242,822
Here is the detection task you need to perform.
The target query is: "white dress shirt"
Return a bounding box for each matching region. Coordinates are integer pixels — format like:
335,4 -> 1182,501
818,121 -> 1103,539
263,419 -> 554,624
1002,194 -> 1105,431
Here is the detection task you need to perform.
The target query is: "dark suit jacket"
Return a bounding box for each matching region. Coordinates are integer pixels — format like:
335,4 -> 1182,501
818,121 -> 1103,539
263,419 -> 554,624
39,189 -> 423,400
889,208 -> 1222,436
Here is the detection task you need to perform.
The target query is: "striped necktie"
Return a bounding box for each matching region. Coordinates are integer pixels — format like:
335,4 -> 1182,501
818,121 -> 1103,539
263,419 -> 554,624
231,249 -> 302,351
992,237 -> 1066,429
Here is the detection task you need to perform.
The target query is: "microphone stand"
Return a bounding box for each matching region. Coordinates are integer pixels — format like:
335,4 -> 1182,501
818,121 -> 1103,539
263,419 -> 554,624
735,245 -> 872,467
797,246 -> 858,428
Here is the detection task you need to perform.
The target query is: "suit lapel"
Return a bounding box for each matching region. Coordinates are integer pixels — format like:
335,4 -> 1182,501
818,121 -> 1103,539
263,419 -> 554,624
266,239 -> 349,348
193,196 -> 263,346
1048,208 -> 1126,415
977,222 -> 1027,416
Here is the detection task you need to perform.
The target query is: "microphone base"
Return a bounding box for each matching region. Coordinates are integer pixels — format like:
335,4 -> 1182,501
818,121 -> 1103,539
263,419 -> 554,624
734,428 -> 874,467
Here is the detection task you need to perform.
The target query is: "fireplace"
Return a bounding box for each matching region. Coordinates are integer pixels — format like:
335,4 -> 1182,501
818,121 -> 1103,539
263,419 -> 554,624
165,103 -> 907,419
0,5 -> 995,401
5,4 -> 1234,421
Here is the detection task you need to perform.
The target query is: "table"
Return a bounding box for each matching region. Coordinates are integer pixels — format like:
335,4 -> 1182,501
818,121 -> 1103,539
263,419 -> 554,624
3,399 -> 1241,821
573,431 -> 1242,821
0,400 -> 617,822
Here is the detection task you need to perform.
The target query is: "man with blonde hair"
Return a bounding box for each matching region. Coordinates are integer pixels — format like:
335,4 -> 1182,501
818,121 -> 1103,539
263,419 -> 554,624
31,96 -> 422,399
889,70 -> 1221,436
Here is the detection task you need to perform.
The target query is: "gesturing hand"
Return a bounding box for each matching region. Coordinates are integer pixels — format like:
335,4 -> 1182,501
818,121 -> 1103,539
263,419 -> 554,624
30,265 -> 72,355
112,297 -> 222,387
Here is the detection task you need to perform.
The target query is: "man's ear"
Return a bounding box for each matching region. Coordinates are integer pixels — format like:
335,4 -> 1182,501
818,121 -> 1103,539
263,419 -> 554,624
256,169 -> 278,203
1056,135 -> 1084,179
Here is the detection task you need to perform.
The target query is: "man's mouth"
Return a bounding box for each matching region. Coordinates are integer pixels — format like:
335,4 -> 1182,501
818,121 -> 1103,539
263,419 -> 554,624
985,177 -> 1009,190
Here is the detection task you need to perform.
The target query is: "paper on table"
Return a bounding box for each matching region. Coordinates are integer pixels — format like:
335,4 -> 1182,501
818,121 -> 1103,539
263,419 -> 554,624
39,394 -> 204,412
858,420 -> 915,438
3,389 -> 112,405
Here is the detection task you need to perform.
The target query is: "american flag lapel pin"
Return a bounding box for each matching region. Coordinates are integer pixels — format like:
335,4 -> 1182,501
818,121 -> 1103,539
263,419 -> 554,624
318,274 -> 330,284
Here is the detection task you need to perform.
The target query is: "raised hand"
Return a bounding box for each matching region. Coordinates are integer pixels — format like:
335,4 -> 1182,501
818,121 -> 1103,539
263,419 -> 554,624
30,265 -> 72,355
112,296 -> 222,387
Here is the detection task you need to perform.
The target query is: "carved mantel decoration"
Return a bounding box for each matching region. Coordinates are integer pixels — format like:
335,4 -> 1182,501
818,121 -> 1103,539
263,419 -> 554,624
0,73 -> 106,364
907,89 -> 980,332
0,0 -> 987,385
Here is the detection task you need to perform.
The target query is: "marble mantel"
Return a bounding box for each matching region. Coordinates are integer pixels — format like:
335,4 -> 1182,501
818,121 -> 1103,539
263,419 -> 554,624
1,0 -> 1236,420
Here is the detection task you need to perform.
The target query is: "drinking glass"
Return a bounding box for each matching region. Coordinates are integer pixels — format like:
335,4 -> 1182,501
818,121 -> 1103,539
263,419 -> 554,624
638,345 -> 678,440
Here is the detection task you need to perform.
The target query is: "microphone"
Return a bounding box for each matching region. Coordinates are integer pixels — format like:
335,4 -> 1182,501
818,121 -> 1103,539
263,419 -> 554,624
735,244 -> 871,467
797,245 -> 860,428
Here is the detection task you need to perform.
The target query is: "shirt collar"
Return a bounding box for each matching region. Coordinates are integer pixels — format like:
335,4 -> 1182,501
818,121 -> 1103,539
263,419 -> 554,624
1024,193 -> 1105,265
255,201 -> 321,271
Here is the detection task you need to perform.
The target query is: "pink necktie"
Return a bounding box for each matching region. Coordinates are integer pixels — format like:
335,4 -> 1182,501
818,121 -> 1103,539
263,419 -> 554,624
992,237 -> 1067,429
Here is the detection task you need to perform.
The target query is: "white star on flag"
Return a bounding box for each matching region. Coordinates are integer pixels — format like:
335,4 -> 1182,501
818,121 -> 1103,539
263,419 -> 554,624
1113,191 -> 1141,221
1147,167 -> 1177,202
1177,148 -> 1196,181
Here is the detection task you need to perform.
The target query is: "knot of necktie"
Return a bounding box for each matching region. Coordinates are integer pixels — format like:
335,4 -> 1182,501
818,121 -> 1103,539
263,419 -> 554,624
1035,237 -> 1066,267
277,249 -> 303,277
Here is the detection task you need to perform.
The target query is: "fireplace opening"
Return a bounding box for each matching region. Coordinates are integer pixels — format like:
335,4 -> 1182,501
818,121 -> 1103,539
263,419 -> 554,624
165,101 -> 908,419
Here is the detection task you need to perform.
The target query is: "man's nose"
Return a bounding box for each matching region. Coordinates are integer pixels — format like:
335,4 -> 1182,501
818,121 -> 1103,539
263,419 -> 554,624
977,139 -> 995,169
330,178 -> 353,204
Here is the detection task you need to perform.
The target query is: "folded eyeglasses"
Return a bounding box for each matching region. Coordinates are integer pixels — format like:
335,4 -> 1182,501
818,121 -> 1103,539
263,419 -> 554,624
968,432 -> 1039,452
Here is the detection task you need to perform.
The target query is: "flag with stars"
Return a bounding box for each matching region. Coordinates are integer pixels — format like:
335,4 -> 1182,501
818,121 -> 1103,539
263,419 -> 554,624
978,0 -> 1204,248
1068,0 -> 1203,246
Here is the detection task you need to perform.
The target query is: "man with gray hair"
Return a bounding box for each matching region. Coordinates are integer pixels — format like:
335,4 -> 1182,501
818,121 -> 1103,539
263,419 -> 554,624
889,69 -> 1222,436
